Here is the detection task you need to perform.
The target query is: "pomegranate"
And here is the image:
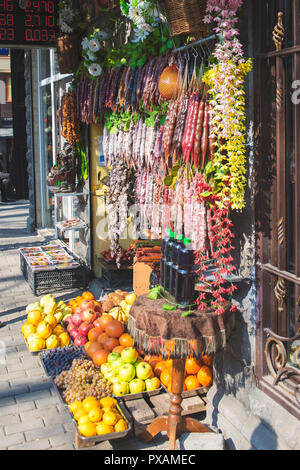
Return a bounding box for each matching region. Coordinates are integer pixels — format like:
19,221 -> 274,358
79,300 -> 94,311
69,328 -> 79,340
81,308 -> 96,323
74,335 -> 87,346
71,312 -> 82,328
78,322 -> 94,337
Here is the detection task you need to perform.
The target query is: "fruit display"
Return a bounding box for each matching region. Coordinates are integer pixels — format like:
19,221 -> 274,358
68,396 -> 129,438
99,346 -> 161,397
151,353 -> 213,393
54,357 -> 113,404
40,346 -> 86,377
22,295 -> 72,352
101,291 -> 137,325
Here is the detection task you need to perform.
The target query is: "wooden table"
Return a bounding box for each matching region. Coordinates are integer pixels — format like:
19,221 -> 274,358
139,358 -> 211,449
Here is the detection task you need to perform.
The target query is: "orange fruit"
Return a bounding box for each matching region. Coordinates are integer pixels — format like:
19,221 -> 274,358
165,359 -> 173,371
99,397 -> 117,409
119,333 -> 134,348
102,411 -> 118,426
201,354 -> 213,367
82,397 -> 100,413
73,408 -> 88,421
88,407 -> 103,423
78,421 -> 97,437
82,291 -> 95,300
76,296 -> 83,303
68,401 -> 83,414
184,375 -> 201,391
197,366 -> 213,387
96,422 -> 114,435
148,355 -> 162,369
154,361 -> 167,378
160,368 -> 172,388
112,345 -> 125,354
185,357 -> 202,375
115,419 -> 127,432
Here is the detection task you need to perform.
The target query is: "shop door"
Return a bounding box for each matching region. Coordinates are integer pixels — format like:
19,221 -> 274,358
254,0 -> 300,417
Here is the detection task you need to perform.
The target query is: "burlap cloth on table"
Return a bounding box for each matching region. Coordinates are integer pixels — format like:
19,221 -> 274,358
128,294 -> 236,358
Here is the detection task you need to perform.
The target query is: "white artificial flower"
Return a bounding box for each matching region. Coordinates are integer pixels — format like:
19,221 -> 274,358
89,37 -> 101,52
131,27 -> 150,43
95,30 -> 108,40
86,51 -> 96,61
81,37 -> 89,50
88,63 -> 102,77
129,5 -> 144,25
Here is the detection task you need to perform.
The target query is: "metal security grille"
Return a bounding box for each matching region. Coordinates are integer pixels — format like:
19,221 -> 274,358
254,0 -> 300,417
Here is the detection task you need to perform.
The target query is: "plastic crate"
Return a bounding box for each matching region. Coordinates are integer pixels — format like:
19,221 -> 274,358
20,252 -> 90,295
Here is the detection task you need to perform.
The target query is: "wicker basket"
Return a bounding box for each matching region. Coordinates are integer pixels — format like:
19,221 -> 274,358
162,0 -> 208,36
56,34 -> 81,75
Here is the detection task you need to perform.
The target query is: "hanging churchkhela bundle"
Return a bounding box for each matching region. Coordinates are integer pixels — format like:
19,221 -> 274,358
60,89 -> 81,145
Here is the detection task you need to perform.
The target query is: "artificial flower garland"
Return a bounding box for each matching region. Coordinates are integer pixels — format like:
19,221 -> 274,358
202,0 -> 252,210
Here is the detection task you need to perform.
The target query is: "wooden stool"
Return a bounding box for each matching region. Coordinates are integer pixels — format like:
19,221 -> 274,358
139,358 -> 211,450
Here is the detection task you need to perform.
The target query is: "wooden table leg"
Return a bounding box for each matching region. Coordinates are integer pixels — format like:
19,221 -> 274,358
139,357 -> 211,449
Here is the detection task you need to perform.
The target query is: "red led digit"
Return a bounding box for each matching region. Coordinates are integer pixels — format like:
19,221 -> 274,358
0,15 -> 6,26
7,14 -> 13,26
7,27 -> 13,40
48,29 -> 55,41
25,0 -> 32,12
24,14 -> 32,27
25,29 -> 32,40
33,14 -> 40,26
0,28 -> 6,40
41,29 -> 48,41
0,1 -> 14,11
47,1 -> 54,14
45,15 -> 54,27
32,1 -> 40,11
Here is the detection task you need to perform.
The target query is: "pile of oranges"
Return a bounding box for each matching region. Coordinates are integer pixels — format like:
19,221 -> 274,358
84,314 -> 134,367
68,396 -> 128,437
145,352 -> 213,393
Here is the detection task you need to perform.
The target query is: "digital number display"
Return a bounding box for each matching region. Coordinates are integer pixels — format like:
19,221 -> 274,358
0,0 -> 58,47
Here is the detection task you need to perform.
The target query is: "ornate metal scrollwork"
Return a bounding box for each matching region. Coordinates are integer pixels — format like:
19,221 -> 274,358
264,328 -> 300,405
277,217 -> 285,246
274,277 -> 286,313
272,11 -> 285,51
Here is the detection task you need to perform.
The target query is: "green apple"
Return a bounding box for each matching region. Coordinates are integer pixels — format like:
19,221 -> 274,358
136,361 -> 152,380
121,347 -> 138,364
110,376 -> 122,384
107,352 -> 121,365
101,363 -> 114,379
111,357 -> 124,374
113,381 -> 129,396
129,378 -> 145,394
57,301 -> 65,308
145,377 -> 161,391
133,357 -> 143,369
118,363 -> 135,382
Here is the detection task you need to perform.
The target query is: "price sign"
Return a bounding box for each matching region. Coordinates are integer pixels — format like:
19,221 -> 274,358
0,0 -> 58,47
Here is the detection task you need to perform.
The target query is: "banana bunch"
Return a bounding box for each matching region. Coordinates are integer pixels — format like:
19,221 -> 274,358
108,306 -> 129,324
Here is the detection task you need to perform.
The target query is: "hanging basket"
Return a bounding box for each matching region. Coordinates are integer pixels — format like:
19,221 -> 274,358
56,34 -> 81,75
162,0 -> 208,36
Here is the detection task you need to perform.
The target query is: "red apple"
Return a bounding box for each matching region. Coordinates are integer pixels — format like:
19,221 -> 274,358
66,322 -> 75,333
81,308 -> 96,323
69,328 -> 79,340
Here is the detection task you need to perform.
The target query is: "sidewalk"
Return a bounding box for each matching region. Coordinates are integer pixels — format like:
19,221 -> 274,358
0,201 -> 178,450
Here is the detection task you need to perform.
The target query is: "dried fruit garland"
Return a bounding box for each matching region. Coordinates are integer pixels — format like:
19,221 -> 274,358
60,89 -> 81,145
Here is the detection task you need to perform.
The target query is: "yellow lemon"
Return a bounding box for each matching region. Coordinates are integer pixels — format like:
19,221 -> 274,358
78,421 -> 97,437
21,322 -> 36,339
82,397 -> 100,413
36,321 -> 52,339
77,415 -> 91,427
73,408 -> 88,421
102,411 -> 118,426
99,397 -> 117,409
114,419 -> 127,432
53,325 -> 65,335
88,407 -> 103,423
96,422 -> 114,436
45,334 -> 60,349
27,309 -> 43,326
58,332 -> 70,347
68,401 -> 84,414
27,337 -> 45,352
43,315 -> 57,328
